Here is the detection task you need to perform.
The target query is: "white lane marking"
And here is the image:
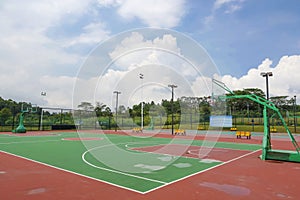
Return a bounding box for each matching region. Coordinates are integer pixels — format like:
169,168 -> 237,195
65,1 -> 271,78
0,140 -> 60,145
82,146 -> 167,185
0,150 -> 146,194
144,149 -> 262,194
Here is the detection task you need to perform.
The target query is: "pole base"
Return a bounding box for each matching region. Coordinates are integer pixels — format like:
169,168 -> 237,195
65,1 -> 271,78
13,125 -> 27,133
261,150 -> 300,163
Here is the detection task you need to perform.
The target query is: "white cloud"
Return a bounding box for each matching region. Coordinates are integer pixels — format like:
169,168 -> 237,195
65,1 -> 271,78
97,0 -> 122,7
97,0 -> 186,28
0,33 -> 79,107
224,4 -> 242,14
0,0 -> 92,32
65,22 -> 110,47
3,0 -> 190,109
109,32 -> 181,69
39,76 -> 76,107
0,0 -> 110,107
213,0 -> 243,11
216,55 -> 300,102
205,0 -> 244,26
74,31 -> 205,109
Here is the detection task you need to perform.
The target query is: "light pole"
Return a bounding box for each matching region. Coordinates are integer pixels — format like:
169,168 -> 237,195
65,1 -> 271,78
139,73 -> 144,130
113,91 -> 121,132
168,84 -> 177,135
40,91 -> 46,131
260,72 -> 273,100
294,95 -> 297,133
261,72 -> 273,147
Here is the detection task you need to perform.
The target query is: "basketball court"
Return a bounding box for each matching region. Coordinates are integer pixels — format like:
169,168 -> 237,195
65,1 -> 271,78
1,130 -> 299,199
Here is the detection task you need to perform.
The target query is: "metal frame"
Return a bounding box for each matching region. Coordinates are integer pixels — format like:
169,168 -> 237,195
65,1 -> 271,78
212,79 -> 300,162
13,103 -> 38,133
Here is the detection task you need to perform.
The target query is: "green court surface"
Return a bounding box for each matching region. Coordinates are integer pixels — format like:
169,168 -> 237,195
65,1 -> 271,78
0,132 -> 261,193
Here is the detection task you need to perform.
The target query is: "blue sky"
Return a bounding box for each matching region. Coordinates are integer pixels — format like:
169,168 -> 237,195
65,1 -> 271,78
0,0 -> 299,107
43,0 -> 300,76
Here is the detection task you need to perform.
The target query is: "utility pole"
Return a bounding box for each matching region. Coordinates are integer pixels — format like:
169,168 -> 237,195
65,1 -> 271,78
294,95 -> 297,133
261,72 -> 273,148
113,91 -> 121,132
139,73 -> 144,130
168,84 -> 177,135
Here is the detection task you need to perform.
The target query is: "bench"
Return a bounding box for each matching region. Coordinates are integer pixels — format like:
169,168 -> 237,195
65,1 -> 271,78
270,128 -> 277,132
132,127 -> 143,133
174,129 -> 186,136
236,131 -> 251,139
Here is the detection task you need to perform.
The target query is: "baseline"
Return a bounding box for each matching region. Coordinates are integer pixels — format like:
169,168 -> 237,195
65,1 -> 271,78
144,149 -> 262,194
81,145 -> 167,185
0,150 -> 145,194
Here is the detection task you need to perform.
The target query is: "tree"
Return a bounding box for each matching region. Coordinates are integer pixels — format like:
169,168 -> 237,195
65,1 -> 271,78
226,88 -> 265,116
270,96 -> 289,109
199,97 -> 211,121
94,102 -> 107,117
77,102 -> 94,111
103,107 -> 113,116
180,96 -> 201,114
0,107 -> 12,125
161,99 -> 181,115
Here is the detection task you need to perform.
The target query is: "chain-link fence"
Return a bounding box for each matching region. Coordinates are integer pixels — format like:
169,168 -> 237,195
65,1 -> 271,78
1,107 -> 298,133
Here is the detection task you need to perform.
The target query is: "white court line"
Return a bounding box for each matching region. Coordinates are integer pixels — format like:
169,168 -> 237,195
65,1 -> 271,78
0,140 -> 61,145
2,137 -> 169,193
186,146 -> 256,157
127,143 -> 259,161
0,150 -> 146,194
0,134 -> 61,138
1,139 -> 262,195
144,149 -> 262,194
82,146 -> 167,185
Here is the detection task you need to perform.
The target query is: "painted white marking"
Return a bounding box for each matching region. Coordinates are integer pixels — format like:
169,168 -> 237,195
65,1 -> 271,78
27,188 -> 46,195
173,163 -> 192,168
134,164 -> 165,171
200,159 -> 222,163
82,147 -> 167,184
157,156 -> 173,162
143,149 -> 262,194
0,140 -> 60,145
0,150 -> 146,194
1,140 -> 262,195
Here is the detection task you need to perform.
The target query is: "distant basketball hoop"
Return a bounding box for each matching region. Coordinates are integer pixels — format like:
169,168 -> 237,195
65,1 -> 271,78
12,103 -> 37,133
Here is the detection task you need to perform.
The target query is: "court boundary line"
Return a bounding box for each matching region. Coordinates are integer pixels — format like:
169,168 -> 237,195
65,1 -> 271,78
1,139 -> 262,195
0,140 -> 61,145
143,149 -> 262,194
129,143 -> 257,161
0,150 -> 145,194
81,147 -> 167,185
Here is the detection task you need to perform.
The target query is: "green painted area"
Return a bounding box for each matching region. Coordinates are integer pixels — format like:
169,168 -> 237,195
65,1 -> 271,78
0,132 -> 261,193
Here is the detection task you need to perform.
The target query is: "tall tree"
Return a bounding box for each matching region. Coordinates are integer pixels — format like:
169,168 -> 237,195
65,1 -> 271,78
77,102 -> 94,111
94,102 -> 107,117
0,107 -> 12,125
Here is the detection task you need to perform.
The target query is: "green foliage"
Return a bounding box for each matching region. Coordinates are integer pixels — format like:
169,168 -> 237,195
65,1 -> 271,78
94,102 -> 112,117
77,102 -> 94,111
0,87 -> 299,131
0,108 -> 12,125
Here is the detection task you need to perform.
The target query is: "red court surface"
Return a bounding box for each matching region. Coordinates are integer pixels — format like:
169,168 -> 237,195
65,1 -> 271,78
131,144 -> 252,161
1,131 -> 300,200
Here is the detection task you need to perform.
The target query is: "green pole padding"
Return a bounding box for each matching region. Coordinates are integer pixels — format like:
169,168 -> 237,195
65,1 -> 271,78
14,112 -> 26,133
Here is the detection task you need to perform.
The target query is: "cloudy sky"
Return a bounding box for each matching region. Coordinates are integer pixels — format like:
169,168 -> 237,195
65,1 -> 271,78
1,0 -> 300,109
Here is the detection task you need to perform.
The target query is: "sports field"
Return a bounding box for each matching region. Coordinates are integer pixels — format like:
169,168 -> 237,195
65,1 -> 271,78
1,130 -> 300,199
